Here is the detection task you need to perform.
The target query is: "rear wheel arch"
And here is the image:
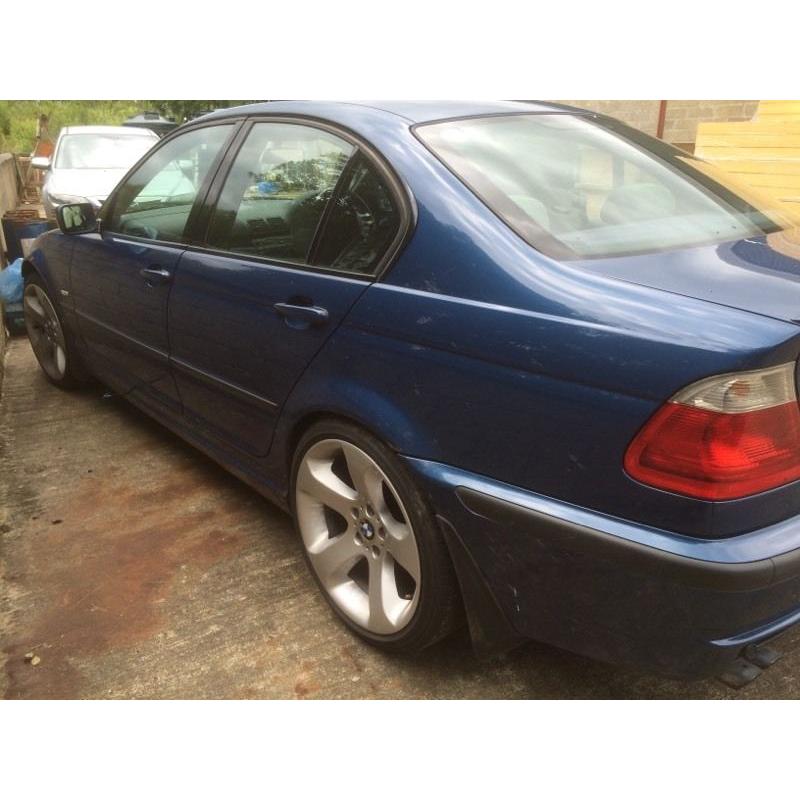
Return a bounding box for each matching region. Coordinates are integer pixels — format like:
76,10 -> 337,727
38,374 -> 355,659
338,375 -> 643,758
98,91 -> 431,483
285,410 -> 398,478
279,378 -> 442,478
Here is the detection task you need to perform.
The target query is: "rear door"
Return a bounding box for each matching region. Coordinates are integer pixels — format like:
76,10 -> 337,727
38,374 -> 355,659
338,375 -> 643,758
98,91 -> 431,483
70,122 -> 237,416
167,119 -> 408,455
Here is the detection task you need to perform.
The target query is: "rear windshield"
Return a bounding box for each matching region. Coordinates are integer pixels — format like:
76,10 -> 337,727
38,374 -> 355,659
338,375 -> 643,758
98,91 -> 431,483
416,113 -> 798,260
55,134 -> 155,170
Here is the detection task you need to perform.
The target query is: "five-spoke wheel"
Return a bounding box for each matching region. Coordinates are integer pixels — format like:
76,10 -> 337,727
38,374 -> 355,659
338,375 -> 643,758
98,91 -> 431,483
295,438 -> 421,635
292,420 -> 459,651
24,281 -> 68,383
23,275 -> 86,389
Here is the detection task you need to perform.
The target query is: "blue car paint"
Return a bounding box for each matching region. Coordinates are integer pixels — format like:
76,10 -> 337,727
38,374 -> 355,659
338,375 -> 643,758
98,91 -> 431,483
167,250 -> 371,456
580,235 -> 800,325
24,100 -> 800,677
71,232 -> 185,415
408,455 -> 800,677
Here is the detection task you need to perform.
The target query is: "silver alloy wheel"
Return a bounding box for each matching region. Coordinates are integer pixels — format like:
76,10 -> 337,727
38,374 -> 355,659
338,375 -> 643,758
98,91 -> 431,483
23,283 -> 68,381
295,438 -> 421,635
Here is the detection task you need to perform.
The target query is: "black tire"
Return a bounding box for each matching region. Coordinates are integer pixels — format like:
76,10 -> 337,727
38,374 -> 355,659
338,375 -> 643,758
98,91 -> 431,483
23,273 -> 88,390
290,418 -> 461,653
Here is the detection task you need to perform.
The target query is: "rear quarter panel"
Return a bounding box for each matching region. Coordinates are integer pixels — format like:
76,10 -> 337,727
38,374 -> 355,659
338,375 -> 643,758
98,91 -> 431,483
273,133 -> 800,538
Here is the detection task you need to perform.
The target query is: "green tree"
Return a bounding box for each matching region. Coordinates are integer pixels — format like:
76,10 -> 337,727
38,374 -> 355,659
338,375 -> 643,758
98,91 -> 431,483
0,100 -> 269,154
0,100 -> 142,153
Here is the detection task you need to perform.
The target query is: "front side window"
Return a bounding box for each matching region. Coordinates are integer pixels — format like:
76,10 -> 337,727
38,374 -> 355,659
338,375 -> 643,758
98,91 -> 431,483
107,124 -> 232,243
55,134 -> 156,170
206,122 -> 354,264
416,113 -> 798,260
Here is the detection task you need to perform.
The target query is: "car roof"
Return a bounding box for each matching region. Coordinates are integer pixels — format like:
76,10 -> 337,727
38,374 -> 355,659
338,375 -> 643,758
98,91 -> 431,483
59,125 -> 158,137
204,99 -> 589,125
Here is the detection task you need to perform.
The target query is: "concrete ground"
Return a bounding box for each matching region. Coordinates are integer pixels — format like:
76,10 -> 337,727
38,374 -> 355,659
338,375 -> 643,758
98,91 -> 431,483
2,337 -> 800,700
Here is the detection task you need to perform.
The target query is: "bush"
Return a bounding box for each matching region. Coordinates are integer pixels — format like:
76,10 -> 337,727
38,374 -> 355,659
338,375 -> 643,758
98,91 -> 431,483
0,100 -> 144,154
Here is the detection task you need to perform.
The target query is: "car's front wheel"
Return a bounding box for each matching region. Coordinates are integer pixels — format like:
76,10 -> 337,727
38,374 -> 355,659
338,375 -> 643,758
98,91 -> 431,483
23,275 -> 86,389
291,419 -> 460,652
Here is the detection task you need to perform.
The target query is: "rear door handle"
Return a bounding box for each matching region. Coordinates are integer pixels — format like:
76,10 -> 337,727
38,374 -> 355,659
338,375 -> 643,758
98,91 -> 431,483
139,267 -> 172,286
273,303 -> 329,328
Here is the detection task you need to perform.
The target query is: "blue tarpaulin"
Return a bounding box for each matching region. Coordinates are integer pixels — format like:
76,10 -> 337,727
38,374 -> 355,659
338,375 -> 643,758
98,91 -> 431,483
0,258 -> 24,328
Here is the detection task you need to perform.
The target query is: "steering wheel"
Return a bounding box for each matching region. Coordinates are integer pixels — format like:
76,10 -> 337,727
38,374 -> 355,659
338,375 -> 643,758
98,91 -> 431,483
121,219 -> 159,240
348,191 -> 373,239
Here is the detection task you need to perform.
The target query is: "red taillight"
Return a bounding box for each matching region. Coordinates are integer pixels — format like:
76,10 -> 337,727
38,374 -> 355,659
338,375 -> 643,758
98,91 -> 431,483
625,363 -> 800,500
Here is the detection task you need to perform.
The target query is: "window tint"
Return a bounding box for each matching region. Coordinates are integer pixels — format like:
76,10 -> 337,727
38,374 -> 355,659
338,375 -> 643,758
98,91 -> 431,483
107,125 -> 232,243
313,154 -> 401,274
417,114 -> 793,260
206,123 -> 354,263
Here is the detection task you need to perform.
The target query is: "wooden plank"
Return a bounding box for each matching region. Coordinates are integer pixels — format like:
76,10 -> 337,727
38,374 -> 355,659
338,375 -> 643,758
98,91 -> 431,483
697,121 -> 800,136
701,159 -> 800,176
693,104 -> 800,215
757,100 -> 800,118
697,146 -> 800,159
755,187 -> 800,200
724,173 -> 800,189
697,135 -> 800,148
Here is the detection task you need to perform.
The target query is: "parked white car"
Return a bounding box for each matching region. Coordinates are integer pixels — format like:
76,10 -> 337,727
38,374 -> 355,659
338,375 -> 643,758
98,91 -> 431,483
33,125 -> 159,219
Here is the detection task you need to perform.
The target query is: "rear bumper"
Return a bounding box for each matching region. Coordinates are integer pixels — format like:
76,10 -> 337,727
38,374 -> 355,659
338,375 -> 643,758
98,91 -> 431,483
404,457 -> 800,678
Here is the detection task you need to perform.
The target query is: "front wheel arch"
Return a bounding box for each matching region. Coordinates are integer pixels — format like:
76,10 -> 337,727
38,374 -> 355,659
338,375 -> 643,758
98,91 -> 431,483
21,259 -> 39,284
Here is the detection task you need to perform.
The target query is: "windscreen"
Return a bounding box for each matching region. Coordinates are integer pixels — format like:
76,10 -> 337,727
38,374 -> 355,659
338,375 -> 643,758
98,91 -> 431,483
416,113 -> 798,260
55,134 -> 155,170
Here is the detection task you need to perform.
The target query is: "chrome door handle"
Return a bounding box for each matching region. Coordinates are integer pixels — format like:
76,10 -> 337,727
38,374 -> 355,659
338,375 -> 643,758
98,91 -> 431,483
139,267 -> 172,286
273,303 -> 329,327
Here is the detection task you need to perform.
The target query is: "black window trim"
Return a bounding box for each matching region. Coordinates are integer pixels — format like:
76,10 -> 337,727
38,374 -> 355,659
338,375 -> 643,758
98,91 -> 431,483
98,117 -> 246,251
187,113 -> 417,282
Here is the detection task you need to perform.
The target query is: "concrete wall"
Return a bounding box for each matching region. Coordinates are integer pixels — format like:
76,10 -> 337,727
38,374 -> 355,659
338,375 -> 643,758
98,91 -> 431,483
0,154 -> 20,265
555,101 -> 759,148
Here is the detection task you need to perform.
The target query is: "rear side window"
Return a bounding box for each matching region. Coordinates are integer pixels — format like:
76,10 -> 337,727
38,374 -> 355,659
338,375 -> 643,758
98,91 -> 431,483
206,122 -> 354,264
312,154 -> 402,275
107,124 -> 232,243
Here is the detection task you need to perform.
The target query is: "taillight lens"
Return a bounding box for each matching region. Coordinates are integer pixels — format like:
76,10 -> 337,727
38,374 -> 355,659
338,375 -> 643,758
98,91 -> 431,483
624,363 -> 800,500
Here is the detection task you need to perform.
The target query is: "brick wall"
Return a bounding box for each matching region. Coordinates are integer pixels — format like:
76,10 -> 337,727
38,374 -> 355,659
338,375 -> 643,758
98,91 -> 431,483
557,100 -> 662,136
554,101 -> 759,148
662,100 -> 758,147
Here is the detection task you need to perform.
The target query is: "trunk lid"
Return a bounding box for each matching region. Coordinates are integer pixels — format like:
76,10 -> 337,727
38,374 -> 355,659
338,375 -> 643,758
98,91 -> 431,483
578,227 -> 800,324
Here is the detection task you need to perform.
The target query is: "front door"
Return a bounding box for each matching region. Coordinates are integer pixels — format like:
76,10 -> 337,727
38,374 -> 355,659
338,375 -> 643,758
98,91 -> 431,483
167,121 -> 406,456
70,123 -> 236,416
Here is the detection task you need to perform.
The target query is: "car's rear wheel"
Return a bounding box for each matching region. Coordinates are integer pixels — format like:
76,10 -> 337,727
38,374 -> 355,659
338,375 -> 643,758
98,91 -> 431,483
291,419 -> 460,652
23,276 -> 86,389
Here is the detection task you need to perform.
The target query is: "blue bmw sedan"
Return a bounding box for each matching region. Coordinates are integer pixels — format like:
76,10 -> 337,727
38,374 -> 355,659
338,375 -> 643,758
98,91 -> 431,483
22,101 -> 800,681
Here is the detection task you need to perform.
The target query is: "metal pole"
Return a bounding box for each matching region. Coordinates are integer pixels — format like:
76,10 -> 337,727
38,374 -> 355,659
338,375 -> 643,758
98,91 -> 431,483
657,100 -> 668,139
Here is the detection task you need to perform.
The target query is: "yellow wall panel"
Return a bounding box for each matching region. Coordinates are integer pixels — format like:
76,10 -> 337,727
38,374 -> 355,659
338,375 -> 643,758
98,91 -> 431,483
694,102 -> 800,214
